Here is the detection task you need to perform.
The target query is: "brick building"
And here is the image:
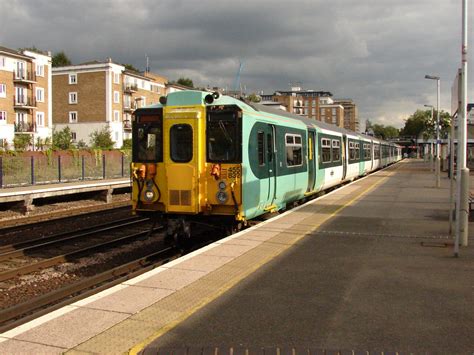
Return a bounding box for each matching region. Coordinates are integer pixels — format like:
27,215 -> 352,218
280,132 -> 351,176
0,46 -> 52,149
52,59 -> 166,148
319,104 -> 345,128
334,98 -> 359,132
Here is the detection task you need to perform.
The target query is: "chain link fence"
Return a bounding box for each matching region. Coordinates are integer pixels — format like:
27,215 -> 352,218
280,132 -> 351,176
0,150 -> 131,188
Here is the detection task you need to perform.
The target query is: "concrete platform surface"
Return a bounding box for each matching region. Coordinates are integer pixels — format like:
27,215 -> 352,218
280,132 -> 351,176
0,160 -> 472,354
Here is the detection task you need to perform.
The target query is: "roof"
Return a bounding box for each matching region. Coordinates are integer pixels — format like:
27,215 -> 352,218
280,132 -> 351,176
0,46 -> 33,60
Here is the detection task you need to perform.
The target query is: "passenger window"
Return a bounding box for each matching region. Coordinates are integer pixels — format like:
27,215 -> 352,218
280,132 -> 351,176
332,139 -> 340,162
322,138 -> 331,163
258,131 -> 265,166
170,124 -> 193,162
267,133 -> 273,163
285,133 -> 303,167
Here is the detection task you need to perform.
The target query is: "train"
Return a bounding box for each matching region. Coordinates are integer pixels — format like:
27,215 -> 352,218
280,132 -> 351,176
131,90 -> 402,241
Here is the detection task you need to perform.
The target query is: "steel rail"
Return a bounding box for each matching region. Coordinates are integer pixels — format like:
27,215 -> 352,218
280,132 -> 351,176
0,200 -> 131,230
0,226 -> 164,282
0,216 -> 148,258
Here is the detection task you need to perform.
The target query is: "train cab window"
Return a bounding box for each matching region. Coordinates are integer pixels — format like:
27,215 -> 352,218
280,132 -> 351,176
332,139 -> 340,162
321,138 -> 331,163
257,131 -> 265,166
285,134 -> 303,167
206,106 -> 241,163
170,124 -> 193,162
133,113 -> 163,163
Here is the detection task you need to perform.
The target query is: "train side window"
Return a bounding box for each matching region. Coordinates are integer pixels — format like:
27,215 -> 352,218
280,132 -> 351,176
285,133 -> 303,167
258,131 -> 265,166
321,138 -> 331,163
332,139 -> 340,162
355,142 -> 360,160
170,124 -> 193,162
349,141 -> 355,160
374,144 -> 380,159
267,133 -> 273,163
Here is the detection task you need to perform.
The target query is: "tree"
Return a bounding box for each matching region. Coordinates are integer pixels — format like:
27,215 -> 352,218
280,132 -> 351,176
19,46 -> 48,55
53,126 -> 74,150
13,134 -> 32,151
90,127 -> 115,149
123,63 -> 140,72
176,77 -> 194,88
121,138 -> 132,150
246,93 -> 262,103
52,51 -> 72,67
400,109 -> 451,140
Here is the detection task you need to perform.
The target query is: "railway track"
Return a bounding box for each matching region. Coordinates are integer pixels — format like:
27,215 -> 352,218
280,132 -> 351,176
0,217 -> 155,282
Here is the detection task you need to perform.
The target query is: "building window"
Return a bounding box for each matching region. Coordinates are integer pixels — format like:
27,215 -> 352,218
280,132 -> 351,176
16,112 -> 26,125
114,73 -> 120,84
71,132 -> 77,142
332,108 -> 336,115
36,64 -> 44,77
69,111 -> 78,123
36,87 -> 44,102
69,74 -> 77,84
36,112 -> 44,127
141,96 -> 146,106
0,111 -> 6,123
0,56 -> 5,68
285,134 -> 303,167
114,91 -> 120,103
114,110 -> 120,122
115,131 -> 119,141
0,84 -> 5,98
69,92 -> 77,104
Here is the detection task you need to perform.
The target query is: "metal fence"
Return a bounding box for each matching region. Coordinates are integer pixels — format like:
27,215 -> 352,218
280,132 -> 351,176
0,151 -> 131,188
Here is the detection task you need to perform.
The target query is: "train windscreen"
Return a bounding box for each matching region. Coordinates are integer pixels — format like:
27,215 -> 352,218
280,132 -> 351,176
206,105 -> 242,163
132,110 -> 163,162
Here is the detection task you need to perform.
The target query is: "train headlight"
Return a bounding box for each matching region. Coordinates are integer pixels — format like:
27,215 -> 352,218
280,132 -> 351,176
216,191 -> 228,204
144,190 -> 155,201
218,181 -> 226,190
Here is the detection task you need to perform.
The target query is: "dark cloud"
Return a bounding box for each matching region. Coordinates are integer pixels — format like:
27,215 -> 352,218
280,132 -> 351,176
1,0 -> 472,128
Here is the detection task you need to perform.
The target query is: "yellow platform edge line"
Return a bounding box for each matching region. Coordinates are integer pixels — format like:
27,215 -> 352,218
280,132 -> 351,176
129,164 -> 398,354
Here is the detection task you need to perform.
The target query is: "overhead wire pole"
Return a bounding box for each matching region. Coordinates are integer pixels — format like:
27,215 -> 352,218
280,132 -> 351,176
455,0 -> 469,255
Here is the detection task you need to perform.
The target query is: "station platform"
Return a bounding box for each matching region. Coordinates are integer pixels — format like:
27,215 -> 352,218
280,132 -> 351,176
0,159 -> 473,354
0,178 -> 130,213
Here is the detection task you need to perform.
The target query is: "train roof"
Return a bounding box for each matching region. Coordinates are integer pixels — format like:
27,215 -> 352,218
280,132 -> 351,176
139,90 -> 400,147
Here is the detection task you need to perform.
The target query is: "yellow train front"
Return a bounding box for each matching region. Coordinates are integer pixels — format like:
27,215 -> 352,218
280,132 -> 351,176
131,90 -> 243,240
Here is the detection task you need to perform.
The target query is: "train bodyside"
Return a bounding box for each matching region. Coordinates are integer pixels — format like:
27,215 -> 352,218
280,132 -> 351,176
131,90 -> 402,235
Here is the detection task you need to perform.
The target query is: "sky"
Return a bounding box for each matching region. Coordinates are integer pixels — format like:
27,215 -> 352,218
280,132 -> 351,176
1,0 -> 472,129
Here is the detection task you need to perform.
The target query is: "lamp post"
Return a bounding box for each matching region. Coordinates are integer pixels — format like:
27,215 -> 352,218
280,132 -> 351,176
424,104 -> 434,170
424,75 -> 441,188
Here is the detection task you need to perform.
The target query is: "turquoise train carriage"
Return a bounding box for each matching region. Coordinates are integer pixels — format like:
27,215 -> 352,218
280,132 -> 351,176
131,90 -> 402,240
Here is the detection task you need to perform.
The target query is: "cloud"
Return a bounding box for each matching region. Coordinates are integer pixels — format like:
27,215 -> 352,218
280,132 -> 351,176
1,0 -> 472,128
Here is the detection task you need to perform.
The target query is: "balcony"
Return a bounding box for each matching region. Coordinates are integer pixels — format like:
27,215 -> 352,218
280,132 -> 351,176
14,96 -> 36,109
123,120 -> 132,130
123,84 -> 138,93
13,71 -> 37,84
15,122 -> 36,133
123,102 -> 137,113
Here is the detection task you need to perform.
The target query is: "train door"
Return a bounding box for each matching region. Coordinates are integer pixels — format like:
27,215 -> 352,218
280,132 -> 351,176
163,106 -> 204,214
307,129 -> 316,192
342,134 -> 347,180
